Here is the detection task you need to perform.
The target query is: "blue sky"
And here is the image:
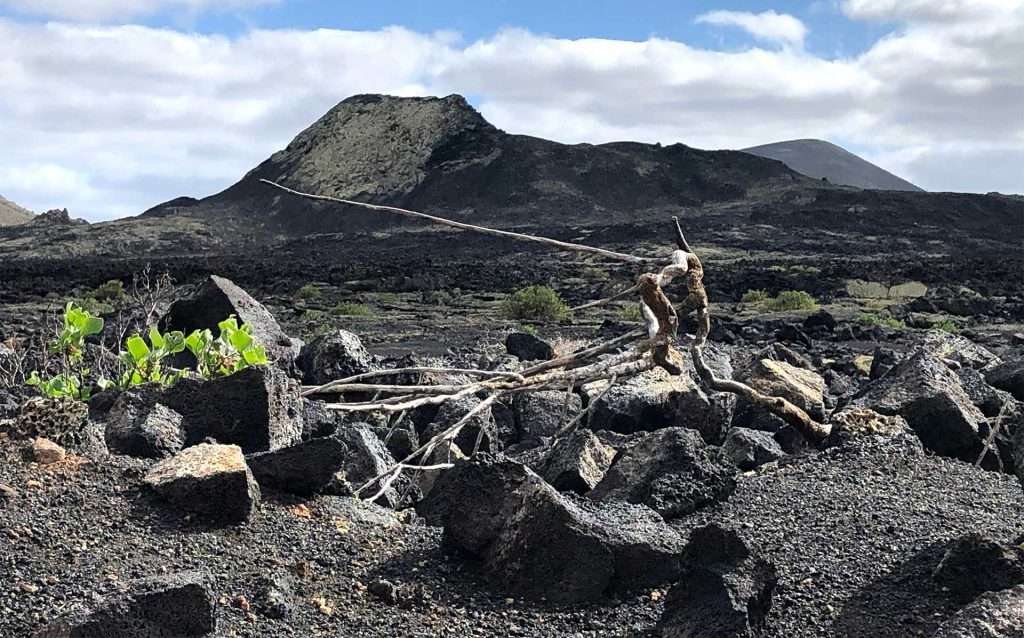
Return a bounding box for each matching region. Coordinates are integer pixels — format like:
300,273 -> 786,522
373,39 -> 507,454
0,0 -> 1020,220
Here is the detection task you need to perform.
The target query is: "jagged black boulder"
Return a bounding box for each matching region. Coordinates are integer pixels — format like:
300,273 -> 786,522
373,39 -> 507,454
659,524 -> 777,638
589,427 -> 737,519
34,570 -> 215,637
296,329 -> 377,386
248,435 -> 349,495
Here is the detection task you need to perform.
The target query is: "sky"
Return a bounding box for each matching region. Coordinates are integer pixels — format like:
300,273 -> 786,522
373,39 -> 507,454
0,1 -> 1021,221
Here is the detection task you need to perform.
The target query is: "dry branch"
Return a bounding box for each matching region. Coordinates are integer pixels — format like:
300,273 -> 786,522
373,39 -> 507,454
261,181 -> 834,502
261,179 -> 659,266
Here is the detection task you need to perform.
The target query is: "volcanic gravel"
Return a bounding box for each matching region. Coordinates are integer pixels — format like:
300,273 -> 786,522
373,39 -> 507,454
0,441 -> 661,637
680,436 -> 1024,637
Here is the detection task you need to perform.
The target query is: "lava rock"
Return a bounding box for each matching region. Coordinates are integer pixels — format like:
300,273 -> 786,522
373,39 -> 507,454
420,456 -> 687,602
913,329 -> 1001,371
422,394 -> 498,455
723,427 -> 785,470
589,427 -> 737,519
869,347 -> 903,380
587,370 -> 735,444
932,533 -> 1024,602
852,351 -> 987,462
143,443 -> 260,523
933,584 -> 1024,638
34,570 -> 216,637
160,274 -> 301,374
296,329 -> 377,386
162,366 -> 303,453
659,524 -> 777,638
803,309 -> 836,333
540,429 -> 616,493
513,390 -> 581,440
31,438 -> 66,465
505,332 -> 555,361
253,574 -> 294,620
247,435 -> 349,495
987,358 -> 1024,402
331,423 -> 413,508
102,385 -> 185,459
739,357 -> 827,422
826,407 -> 919,451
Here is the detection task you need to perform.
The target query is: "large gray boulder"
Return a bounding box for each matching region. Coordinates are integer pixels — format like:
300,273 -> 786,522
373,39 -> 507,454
587,370 -> 734,444
659,524 -> 777,638
418,456 -> 687,602
932,533 -> 1024,603
144,443 -> 260,523
160,275 -> 301,374
34,570 -> 216,638
162,366 -> 303,453
736,357 -> 827,425
296,329 -> 377,386
589,427 -> 736,519
852,351 -> 987,462
331,423 -> 414,508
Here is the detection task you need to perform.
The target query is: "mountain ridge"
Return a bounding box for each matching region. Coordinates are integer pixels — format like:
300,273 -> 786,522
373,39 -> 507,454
0,195 -> 33,226
742,139 -> 923,192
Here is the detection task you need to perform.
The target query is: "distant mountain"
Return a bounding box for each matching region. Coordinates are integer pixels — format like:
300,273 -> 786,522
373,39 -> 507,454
742,139 -> 923,192
144,94 -> 812,234
0,195 -> 33,226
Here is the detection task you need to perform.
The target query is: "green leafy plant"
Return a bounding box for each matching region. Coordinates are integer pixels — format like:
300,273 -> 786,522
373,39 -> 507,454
27,302 -> 104,401
185,316 -> 269,379
500,285 -> 572,322
331,302 -> 374,317
110,326 -> 187,388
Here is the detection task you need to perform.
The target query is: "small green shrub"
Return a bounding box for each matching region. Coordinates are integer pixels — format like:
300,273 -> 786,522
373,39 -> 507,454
764,290 -> 819,312
109,326 -> 187,388
519,324 -> 539,336
617,304 -> 644,323
500,286 -> 572,322
27,302 -> 104,401
932,319 -> 960,334
858,313 -> 906,329
741,289 -> 770,304
92,279 -> 127,302
331,302 -> 374,317
295,284 -> 322,302
185,316 -> 270,379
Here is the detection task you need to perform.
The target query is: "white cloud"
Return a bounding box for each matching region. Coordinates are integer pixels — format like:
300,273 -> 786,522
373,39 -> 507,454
0,0 -> 276,22
0,4 -> 1021,221
695,10 -> 808,46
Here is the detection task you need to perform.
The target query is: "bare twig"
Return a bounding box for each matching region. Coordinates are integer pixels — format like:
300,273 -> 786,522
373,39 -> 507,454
261,179 -> 660,266
571,284 -> 641,312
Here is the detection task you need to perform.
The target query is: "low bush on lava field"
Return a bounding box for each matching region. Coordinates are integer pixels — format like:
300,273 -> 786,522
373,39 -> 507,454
500,285 -> 572,322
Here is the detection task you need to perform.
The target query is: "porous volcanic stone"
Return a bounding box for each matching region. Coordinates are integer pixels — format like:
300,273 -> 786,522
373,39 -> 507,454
247,435 -> 349,495
988,358 -> 1024,402
659,524 -> 777,638
540,429 -> 616,493
102,385 -> 185,459
723,427 -> 785,470
162,366 -> 303,453
504,332 -> 555,361
297,329 -> 377,386
513,390 -> 582,440
589,427 -> 736,519
144,443 -> 260,523
34,570 -> 216,637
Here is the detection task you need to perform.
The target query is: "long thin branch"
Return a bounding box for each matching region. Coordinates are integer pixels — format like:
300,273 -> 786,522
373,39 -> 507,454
571,285 -> 641,312
261,179 -> 660,266
302,367 -> 523,396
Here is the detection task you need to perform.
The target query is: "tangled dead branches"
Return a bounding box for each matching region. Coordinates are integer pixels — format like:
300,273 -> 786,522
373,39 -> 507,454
263,179 -> 832,503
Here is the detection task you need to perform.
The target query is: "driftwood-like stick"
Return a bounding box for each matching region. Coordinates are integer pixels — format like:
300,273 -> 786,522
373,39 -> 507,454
302,367 -> 523,396
571,284 -> 641,312
261,179 -> 659,266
